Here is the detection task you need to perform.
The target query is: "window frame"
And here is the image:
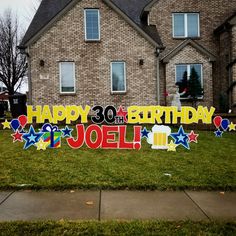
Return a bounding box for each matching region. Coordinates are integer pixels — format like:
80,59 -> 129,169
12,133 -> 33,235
172,13 -> 200,38
59,61 -> 76,94
84,8 -> 101,41
110,61 -> 127,94
175,63 -> 203,99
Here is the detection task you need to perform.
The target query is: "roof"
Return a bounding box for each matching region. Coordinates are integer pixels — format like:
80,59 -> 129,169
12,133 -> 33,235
214,12 -> 236,35
162,39 -> 216,63
20,0 -> 163,48
21,0 -> 73,47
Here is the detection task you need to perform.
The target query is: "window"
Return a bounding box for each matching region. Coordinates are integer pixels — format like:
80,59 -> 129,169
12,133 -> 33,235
59,62 -> 75,93
111,62 -> 126,93
173,13 -> 199,38
84,9 -> 100,41
175,64 -> 203,99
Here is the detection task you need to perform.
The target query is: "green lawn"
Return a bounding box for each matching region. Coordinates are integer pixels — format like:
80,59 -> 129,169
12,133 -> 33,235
0,221 -> 235,236
0,127 -> 236,190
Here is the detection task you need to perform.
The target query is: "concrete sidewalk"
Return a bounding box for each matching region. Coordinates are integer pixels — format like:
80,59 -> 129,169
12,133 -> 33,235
0,190 -> 236,221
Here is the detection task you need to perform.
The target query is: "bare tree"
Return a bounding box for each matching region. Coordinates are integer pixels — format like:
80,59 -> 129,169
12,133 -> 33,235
0,10 -> 27,98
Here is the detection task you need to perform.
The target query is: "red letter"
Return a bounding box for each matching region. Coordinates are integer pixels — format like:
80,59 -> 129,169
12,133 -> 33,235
119,125 -> 133,149
67,124 -> 85,149
85,125 -> 102,149
133,126 -> 142,150
102,126 -> 118,149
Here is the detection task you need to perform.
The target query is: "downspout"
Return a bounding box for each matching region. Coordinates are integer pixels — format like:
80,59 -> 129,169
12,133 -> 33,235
155,48 -> 161,105
26,48 -> 32,105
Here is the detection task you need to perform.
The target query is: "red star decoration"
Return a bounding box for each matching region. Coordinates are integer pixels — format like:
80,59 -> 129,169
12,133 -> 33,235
11,130 -> 23,143
188,131 -> 199,143
164,91 -> 169,97
117,106 -> 128,123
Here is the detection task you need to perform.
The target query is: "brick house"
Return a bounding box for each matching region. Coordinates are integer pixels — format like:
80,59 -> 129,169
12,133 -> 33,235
20,0 -> 236,113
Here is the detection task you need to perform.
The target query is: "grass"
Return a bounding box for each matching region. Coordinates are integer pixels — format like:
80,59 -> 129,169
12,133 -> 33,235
0,126 -> 236,190
0,221 -> 235,236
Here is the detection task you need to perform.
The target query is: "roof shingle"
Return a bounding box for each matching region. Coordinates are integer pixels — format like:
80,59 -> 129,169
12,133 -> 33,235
20,0 -> 162,47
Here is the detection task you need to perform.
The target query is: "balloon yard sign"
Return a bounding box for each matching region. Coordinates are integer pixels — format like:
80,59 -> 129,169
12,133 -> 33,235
1,105 -> 236,152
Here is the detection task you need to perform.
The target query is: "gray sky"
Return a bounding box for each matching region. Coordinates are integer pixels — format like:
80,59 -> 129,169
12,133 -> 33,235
0,0 -> 40,30
0,0 -> 40,93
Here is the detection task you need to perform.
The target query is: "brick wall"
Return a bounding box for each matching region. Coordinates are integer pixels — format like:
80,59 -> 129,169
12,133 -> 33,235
29,0 -> 157,108
164,45 -> 213,108
149,0 -> 236,56
218,31 -> 231,111
149,0 -> 236,111
217,24 -> 236,112
232,26 -> 236,112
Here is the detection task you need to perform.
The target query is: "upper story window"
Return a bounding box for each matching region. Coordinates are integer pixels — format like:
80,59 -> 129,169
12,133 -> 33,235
173,13 -> 200,38
111,62 -> 126,93
84,9 -> 100,41
59,62 -> 76,93
175,64 -> 203,99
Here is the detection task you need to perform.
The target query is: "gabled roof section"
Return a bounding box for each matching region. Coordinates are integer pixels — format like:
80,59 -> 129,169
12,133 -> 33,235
20,0 -> 163,48
20,0 -> 74,47
112,0 -> 151,24
162,39 -> 216,63
141,0 -> 158,19
214,12 -> 236,35
104,0 -> 163,47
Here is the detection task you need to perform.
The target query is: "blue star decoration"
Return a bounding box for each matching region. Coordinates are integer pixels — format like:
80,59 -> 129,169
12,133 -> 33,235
141,127 -> 150,139
22,125 -> 44,149
62,126 -> 73,138
214,129 -> 223,138
170,126 -> 190,150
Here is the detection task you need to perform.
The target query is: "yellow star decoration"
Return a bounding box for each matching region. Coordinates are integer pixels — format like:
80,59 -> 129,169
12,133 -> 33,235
228,122 -> 236,131
2,119 -> 11,129
35,139 -> 48,151
167,140 -> 178,152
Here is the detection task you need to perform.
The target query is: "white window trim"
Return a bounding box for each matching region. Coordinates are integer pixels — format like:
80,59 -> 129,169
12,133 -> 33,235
59,62 -> 76,94
110,61 -> 127,93
175,63 -> 203,99
84,9 -> 101,41
172,13 -> 200,38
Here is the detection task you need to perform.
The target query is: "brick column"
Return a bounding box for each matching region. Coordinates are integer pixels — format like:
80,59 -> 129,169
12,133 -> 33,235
232,26 -> 236,113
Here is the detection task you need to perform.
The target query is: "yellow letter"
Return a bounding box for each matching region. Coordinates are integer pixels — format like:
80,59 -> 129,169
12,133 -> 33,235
162,107 -> 172,124
66,106 -> 79,124
203,106 -> 215,124
78,105 -> 90,123
27,105 -> 42,123
171,107 -> 185,124
182,107 -> 198,124
41,105 -> 53,123
127,106 -> 140,124
53,106 -> 66,124
140,107 -> 152,123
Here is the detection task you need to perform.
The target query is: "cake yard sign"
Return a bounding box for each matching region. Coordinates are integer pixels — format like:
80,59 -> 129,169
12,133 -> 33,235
2,105 -> 236,152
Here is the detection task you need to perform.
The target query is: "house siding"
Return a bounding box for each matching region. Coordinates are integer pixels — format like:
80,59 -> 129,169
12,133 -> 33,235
29,0 -> 157,108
